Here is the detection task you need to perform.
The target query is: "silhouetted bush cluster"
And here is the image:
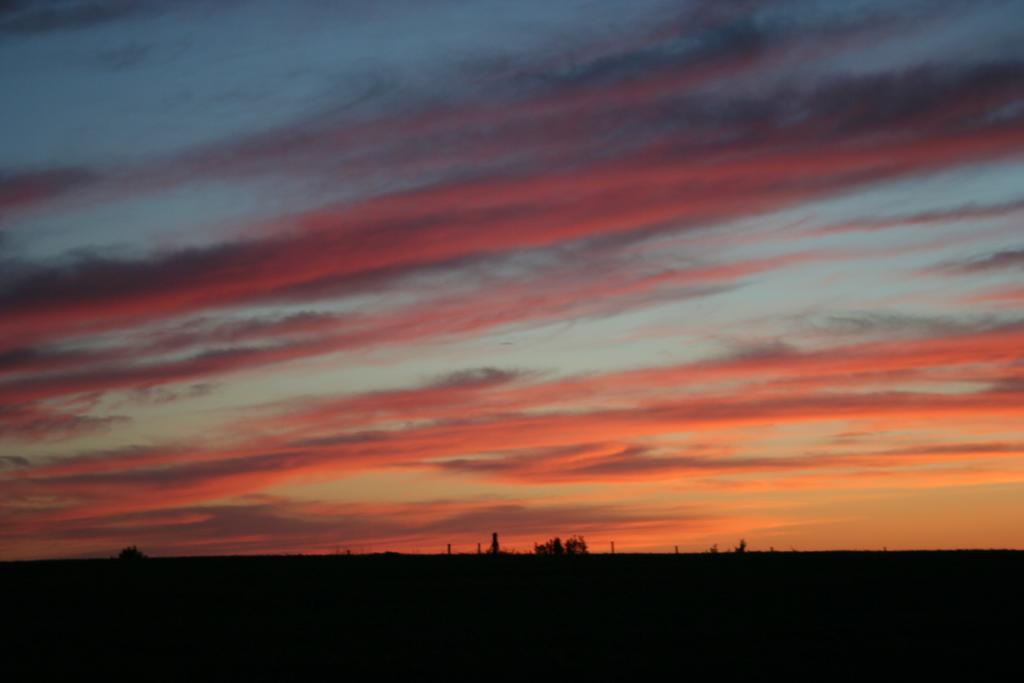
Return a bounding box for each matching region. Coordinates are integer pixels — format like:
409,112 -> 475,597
118,545 -> 148,560
707,540 -> 748,554
534,535 -> 588,555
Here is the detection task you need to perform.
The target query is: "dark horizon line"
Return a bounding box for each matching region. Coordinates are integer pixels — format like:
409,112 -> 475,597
5,547 -> 1024,564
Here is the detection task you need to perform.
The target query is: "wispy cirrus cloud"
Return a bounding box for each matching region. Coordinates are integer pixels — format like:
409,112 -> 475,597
4,0 -> 1024,558
5,328 -> 1023,521
0,168 -> 95,221
940,248 -> 1024,274
0,0 -> 156,35
0,402 -> 127,442
0,248 -> 817,407
0,495 -> 719,559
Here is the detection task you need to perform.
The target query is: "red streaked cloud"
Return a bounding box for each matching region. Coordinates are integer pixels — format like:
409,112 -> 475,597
0,496 -> 726,560
4,60 -> 1023,346
3,1 -> 1024,558
0,249 -> 822,406
964,286 -> 1024,306
5,374 -> 1022,523
4,317 -> 1022,534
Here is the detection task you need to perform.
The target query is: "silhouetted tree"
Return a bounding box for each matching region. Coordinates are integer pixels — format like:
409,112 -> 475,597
489,532 -> 500,555
534,535 -> 588,555
534,537 -> 565,555
118,545 -> 147,560
734,539 -> 747,554
565,535 -> 588,555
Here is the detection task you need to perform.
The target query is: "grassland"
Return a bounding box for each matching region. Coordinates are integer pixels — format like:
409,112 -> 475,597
4,551 -> 1021,679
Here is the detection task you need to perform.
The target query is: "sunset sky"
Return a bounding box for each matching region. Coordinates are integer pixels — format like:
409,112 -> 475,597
2,0 -> 1023,560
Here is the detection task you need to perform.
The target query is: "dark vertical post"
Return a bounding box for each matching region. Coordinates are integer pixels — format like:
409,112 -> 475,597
675,545 -> 679,554
447,543 -> 451,555
477,542 -> 481,555
490,532 -> 500,555
611,541 -> 615,555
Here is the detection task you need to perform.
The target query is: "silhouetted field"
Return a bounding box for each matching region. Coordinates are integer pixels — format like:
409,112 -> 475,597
4,551 -> 1021,679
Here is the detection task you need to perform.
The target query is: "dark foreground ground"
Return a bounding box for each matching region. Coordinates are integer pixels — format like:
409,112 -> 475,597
4,551 -> 1022,680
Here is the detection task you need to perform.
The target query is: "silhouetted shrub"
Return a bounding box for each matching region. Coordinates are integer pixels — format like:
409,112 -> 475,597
534,537 -> 565,555
734,539 -> 747,554
565,535 -> 588,555
118,545 -> 147,560
534,535 -> 589,555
